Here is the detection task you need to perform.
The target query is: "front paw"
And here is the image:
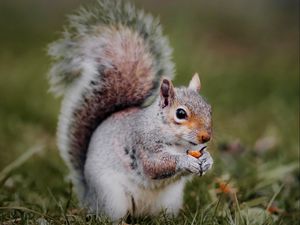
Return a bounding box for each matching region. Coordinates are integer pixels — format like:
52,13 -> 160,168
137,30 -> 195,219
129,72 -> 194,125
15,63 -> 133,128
177,151 -> 213,176
197,150 -> 213,176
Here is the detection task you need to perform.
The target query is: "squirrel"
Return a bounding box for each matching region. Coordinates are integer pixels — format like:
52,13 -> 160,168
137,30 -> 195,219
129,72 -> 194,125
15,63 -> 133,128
48,0 -> 213,222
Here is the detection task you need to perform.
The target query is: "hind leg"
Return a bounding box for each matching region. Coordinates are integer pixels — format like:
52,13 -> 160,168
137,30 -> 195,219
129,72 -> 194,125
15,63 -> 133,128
84,168 -> 130,222
153,178 -> 188,216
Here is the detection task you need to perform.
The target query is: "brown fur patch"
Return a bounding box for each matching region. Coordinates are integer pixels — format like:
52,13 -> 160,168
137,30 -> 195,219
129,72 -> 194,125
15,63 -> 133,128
181,114 -> 204,129
139,151 -> 177,180
111,107 -> 140,120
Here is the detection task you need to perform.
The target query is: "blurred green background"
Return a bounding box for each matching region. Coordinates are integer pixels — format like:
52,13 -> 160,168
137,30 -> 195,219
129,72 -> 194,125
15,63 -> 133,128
0,0 -> 299,224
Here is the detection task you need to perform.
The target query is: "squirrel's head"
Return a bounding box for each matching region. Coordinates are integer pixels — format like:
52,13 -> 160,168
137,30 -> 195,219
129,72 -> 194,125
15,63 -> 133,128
159,73 -> 212,147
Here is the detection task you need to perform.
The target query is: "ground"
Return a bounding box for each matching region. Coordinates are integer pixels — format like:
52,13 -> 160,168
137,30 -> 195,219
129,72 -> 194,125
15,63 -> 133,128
0,0 -> 299,224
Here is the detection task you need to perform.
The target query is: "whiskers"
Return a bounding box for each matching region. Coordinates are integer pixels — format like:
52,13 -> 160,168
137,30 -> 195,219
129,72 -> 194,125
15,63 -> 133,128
181,130 -> 198,144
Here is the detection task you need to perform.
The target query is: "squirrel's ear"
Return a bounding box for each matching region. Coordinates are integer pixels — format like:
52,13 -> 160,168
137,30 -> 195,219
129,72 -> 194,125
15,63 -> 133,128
188,73 -> 201,92
160,78 -> 175,108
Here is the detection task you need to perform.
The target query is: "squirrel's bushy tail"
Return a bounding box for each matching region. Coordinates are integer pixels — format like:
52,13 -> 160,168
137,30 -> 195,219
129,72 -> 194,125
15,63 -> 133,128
48,0 -> 174,195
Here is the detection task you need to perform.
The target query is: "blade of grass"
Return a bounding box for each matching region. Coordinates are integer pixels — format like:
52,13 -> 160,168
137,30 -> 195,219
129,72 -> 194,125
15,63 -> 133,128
266,183 -> 284,213
234,192 -> 243,225
0,144 -> 44,184
47,187 -> 70,225
0,206 -> 55,221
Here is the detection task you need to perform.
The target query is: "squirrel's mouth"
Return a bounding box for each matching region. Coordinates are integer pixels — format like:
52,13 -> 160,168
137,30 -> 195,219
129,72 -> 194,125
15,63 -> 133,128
188,141 -> 198,146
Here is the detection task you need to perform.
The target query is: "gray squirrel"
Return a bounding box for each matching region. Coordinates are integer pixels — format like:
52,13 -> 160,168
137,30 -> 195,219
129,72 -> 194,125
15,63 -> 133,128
48,0 -> 213,221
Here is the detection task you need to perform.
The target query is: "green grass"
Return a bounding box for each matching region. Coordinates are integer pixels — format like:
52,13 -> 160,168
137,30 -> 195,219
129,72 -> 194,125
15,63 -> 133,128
0,0 -> 299,224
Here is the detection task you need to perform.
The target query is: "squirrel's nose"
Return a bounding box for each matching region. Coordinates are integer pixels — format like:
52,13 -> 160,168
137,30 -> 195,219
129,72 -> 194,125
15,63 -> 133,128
198,131 -> 211,143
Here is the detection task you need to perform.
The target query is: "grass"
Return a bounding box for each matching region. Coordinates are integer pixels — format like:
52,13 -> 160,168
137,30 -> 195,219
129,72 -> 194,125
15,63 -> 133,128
0,0 -> 299,224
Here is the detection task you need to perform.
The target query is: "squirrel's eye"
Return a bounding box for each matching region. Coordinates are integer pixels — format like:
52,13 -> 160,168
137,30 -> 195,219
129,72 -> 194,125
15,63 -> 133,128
176,108 -> 188,120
